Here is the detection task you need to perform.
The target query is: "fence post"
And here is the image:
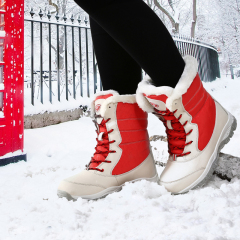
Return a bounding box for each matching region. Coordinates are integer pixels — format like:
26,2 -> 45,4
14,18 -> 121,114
0,0 -> 26,166
230,64 -> 234,80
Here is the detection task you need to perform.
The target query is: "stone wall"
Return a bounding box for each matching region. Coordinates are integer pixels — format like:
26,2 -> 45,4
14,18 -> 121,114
24,108 -> 83,129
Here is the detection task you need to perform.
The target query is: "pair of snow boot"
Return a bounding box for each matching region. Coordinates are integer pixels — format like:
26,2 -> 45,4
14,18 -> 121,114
57,56 -> 237,200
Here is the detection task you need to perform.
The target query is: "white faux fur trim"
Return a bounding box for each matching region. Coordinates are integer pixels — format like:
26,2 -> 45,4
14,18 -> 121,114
99,94 -> 136,117
93,90 -> 119,99
91,90 -> 136,117
166,55 -> 198,111
91,90 -> 119,117
136,75 -> 173,113
136,55 -> 198,112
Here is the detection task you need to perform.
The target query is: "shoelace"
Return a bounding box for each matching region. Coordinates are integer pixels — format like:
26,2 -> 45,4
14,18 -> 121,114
153,109 -> 193,160
86,114 -> 116,172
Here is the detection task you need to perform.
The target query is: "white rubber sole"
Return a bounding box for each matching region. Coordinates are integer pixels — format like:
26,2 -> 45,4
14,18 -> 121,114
57,173 -> 159,201
177,112 -> 237,194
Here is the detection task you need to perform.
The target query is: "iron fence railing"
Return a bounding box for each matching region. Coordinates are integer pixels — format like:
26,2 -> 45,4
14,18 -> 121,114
24,10 -> 220,106
24,9 -> 100,106
173,35 -> 220,82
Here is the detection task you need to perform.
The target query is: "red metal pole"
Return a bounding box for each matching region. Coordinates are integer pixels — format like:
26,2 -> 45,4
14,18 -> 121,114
0,0 -> 26,165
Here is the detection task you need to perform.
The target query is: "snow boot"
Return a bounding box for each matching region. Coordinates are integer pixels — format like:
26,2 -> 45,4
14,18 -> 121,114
136,55 -> 237,194
57,90 -> 158,200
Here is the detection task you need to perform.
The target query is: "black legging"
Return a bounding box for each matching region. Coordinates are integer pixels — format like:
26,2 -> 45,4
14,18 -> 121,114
74,0 -> 185,94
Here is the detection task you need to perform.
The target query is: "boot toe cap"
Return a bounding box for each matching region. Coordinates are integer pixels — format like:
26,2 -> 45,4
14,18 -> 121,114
159,168 -> 204,194
58,179 -> 105,199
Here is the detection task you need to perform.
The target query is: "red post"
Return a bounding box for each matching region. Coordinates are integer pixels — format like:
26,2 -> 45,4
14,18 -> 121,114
0,0 -> 26,165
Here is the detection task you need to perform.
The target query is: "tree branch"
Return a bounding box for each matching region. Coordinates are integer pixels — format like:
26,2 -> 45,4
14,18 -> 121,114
191,0 -> 197,38
168,0 -> 175,13
49,0 -> 58,13
153,0 -> 179,33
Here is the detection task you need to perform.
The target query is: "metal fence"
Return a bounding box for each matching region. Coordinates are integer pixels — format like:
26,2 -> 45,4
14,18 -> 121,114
24,9 -> 100,106
173,35 -> 220,82
24,10 -> 220,106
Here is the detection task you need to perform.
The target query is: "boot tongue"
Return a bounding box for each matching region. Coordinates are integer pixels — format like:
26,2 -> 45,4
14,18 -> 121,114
144,93 -> 186,157
144,93 -> 168,111
94,94 -> 113,115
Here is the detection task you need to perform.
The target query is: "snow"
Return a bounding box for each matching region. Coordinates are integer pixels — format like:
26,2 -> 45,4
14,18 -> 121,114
0,30 -> 5,38
1,76 -> 240,239
24,96 -> 91,116
0,83 -> 4,90
173,8 -> 180,24
23,75 -> 99,115
202,77 -> 240,157
23,80 -> 93,115
0,150 -> 25,160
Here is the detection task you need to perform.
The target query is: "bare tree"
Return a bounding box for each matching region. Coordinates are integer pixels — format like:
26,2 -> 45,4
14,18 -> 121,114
146,0 -> 158,12
47,0 -> 68,15
153,0 -> 180,33
191,0 -> 197,38
48,0 -> 59,13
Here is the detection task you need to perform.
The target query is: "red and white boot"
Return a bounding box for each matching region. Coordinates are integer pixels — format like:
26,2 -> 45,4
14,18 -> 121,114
58,90 -> 158,200
136,56 -> 237,194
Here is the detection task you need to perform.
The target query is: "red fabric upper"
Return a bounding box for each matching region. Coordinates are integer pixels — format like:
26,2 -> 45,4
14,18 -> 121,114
144,94 -> 168,103
95,94 -> 113,101
182,74 -> 216,151
145,94 -> 168,110
112,102 -> 150,175
90,95 -> 150,174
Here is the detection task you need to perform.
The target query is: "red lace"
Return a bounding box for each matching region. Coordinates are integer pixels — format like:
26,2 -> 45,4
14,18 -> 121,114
86,115 -> 116,172
153,109 -> 193,160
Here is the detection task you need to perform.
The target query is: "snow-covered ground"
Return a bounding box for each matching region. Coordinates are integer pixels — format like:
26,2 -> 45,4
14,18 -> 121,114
24,77 -> 97,116
1,76 -> 240,240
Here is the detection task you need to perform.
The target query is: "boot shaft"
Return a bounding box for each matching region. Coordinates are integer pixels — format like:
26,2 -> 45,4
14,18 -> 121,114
135,55 -> 235,194
91,91 -> 151,175
137,56 -> 221,161
182,73 -> 216,151
58,90 -> 158,200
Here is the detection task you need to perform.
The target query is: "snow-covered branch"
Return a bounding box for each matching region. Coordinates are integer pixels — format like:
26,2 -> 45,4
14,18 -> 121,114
153,0 -> 180,33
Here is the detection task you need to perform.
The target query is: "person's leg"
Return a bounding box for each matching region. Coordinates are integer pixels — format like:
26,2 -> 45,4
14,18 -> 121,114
90,18 -> 141,95
75,0 -> 185,89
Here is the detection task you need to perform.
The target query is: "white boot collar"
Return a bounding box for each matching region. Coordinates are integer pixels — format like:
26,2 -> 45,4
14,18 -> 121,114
91,90 -> 136,117
166,55 -> 198,111
136,55 -> 198,112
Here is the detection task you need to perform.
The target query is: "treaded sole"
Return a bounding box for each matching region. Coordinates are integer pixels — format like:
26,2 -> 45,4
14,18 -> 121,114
177,113 -> 237,194
57,174 -> 159,201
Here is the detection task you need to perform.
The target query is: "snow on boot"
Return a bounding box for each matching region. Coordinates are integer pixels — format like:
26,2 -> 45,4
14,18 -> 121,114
136,56 -> 237,194
57,90 -> 158,200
